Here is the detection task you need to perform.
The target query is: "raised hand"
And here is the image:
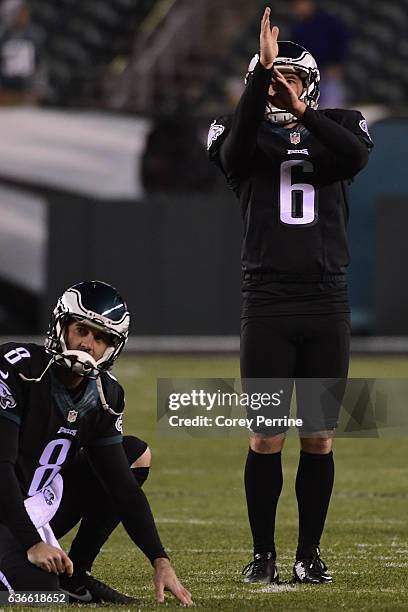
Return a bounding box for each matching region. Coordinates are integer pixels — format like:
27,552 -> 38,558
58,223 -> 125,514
260,7 -> 279,69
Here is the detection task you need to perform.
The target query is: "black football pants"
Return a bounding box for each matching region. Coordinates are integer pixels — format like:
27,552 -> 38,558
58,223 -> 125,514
241,313 -> 351,433
0,435 -> 147,592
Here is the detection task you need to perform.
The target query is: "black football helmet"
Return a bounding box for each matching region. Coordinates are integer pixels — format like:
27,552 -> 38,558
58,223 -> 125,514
45,280 -> 130,377
246,41 -> 320,125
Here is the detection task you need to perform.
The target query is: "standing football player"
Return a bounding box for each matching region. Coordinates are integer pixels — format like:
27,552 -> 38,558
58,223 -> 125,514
0,280 -> 193,606
208,7 -> 372,584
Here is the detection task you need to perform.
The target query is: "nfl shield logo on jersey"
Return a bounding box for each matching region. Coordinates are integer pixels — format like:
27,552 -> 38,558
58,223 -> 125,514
290,132 -> 301,145
67,410 -> 78,423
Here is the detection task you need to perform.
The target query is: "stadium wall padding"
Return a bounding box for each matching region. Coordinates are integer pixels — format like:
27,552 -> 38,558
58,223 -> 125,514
375,194 -> 408,335
46,192 -> 242,336
348,118 -> 408,332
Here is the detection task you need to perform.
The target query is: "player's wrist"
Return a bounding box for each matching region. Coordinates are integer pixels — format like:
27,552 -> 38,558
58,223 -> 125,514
259,56 -> 274,70
153,557 -> 171,569
292,101 -> 307,119
27,539 -> 44,553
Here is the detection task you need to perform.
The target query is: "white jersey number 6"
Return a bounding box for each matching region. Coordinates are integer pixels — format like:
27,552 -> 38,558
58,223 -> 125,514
279,160 -> 316,226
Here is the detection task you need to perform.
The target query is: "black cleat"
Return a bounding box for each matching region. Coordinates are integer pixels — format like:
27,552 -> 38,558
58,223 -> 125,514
293,547 -> 333,584
59,573 -> 93,604
60,571 -> 142,604
85,573 -> 142,604
242,552 -> 279,584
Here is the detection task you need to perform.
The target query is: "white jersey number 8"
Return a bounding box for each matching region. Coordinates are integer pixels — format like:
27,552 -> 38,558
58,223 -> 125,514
279,160 -> 316,226
28,438 -> 71,496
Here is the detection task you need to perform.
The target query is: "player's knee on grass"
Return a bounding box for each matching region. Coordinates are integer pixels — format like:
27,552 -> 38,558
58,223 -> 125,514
249,433 -> 285,454
300,436 -> 333,454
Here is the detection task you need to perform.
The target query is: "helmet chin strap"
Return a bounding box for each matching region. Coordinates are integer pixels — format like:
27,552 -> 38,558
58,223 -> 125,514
56,350 -> 122,415
19,357 -> 56,383
18,350 -> 98,382
20,348 -> 122,416
95,376 -> 123,416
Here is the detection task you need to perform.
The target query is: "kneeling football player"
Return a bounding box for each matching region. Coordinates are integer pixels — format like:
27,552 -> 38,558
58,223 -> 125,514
0,280 -> 192,606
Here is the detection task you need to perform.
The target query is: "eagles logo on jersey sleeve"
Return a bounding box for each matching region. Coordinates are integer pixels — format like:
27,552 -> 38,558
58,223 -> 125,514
0,378 -> 17,411
207,115 -> 236,189
207,119 -> 226,151
207,116 -> 230,159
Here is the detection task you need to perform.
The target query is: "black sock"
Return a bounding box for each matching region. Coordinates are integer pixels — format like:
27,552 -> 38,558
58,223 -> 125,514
244,448 -> 283,558
295,450 -> 334,560
68,466 -> 150,574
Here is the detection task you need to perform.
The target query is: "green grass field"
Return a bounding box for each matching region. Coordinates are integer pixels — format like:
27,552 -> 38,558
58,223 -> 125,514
10,355 -> 408,611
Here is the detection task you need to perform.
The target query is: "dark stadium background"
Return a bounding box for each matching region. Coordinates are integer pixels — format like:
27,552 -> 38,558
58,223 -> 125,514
0,0 -> 407,347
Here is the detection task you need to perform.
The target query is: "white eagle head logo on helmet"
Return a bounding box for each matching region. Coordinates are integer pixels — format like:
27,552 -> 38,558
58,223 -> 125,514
45,280 -> 130,378
245,41 -> 320,126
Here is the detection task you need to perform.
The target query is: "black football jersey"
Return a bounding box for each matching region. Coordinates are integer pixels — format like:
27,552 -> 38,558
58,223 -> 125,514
208,63 -> 373,279
0,342 -> 125,498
